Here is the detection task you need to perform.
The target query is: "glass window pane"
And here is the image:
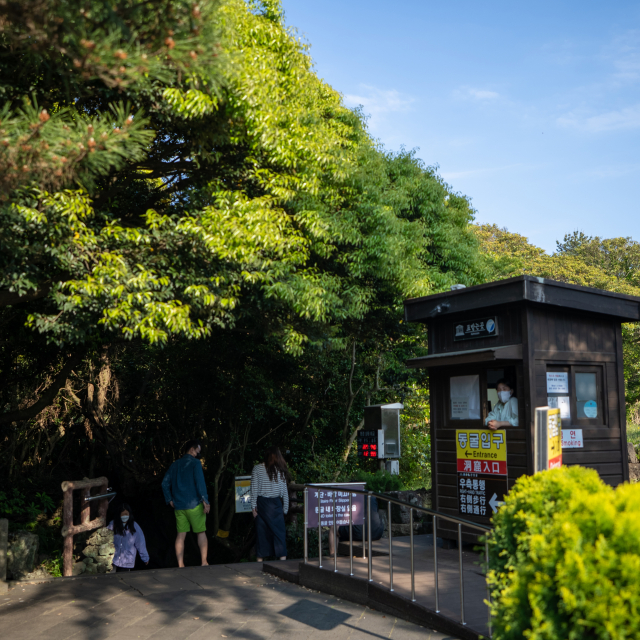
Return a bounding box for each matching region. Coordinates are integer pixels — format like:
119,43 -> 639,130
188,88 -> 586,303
575,372 -> 598,419
450,375 -> 480,420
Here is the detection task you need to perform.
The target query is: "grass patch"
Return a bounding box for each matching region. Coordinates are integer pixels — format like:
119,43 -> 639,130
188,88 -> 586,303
628,422 -> 640,447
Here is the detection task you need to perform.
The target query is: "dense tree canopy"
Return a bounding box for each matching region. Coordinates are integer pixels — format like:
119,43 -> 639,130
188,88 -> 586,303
0,0 -> 486,563
3,0 -> 640,570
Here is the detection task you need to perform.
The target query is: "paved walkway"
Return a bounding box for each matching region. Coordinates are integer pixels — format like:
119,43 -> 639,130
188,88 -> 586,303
0,562 -> 460,639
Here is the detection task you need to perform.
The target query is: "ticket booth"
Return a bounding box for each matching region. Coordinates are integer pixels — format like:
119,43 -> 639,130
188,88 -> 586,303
403,275 -> 640,542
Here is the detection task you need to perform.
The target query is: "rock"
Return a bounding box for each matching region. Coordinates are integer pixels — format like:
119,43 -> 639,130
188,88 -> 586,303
83,557 -> 94,564
629,463 -> 640,483
84,562 -> 98,574
72,561 -> 85,576
7,531 -> 39,580
83,545 -> 99,559
628,443 -> 638,464
96,563 -> 108,573
385,490 -> 432,524
98,542 -> 115,557
17,567 -> 53,582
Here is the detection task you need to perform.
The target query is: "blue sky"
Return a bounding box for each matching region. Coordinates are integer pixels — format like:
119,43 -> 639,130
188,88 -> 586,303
281,1 -> 640,253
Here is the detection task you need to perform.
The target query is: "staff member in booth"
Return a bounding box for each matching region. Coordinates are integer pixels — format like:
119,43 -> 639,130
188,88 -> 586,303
486,378 -> 518,429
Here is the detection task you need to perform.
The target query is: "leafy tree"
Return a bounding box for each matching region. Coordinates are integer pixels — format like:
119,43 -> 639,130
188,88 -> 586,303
0,0 -> 486,562
476,224 -> 640,422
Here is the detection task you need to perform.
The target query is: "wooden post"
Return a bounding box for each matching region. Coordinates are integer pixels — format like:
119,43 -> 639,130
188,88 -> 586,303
60,477 -> 110,578
62,484 -> 74,577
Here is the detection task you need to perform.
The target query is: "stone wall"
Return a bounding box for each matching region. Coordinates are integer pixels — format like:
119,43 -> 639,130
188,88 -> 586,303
79,527 -> 115,574
377,489 -> 432,538
6,530 -> 39,580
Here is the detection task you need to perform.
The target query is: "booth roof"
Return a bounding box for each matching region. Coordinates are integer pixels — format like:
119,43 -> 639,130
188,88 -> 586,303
404,275 -> 640,323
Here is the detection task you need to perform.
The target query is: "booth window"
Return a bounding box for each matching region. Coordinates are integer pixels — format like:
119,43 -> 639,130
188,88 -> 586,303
449,375 -> 481,421
547,365 -> 604,426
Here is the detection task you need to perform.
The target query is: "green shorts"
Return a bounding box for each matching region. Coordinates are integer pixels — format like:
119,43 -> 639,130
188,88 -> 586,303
175,503 -> 206,533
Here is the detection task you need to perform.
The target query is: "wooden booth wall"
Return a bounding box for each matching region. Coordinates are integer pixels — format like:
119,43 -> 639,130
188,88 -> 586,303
527,305 -> 628,486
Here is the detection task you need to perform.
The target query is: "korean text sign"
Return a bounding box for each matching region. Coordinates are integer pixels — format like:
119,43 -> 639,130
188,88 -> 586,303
456,429 -> 507,475
306,483 -> 365,528
547,408 -> 562,469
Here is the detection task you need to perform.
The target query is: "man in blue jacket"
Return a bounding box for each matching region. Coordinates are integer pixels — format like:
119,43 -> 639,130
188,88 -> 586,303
162,439 -> 210,567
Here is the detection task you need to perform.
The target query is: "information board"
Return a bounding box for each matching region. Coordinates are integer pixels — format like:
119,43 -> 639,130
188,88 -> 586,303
453,317 -> 498,341
456,429 -> 508,518
456,429 -> 507,475
234,475 -> 252,514
546,372 -> 569,393
458,473 -> 508,517
306,483 -> 365,528
548,408 -> 562,469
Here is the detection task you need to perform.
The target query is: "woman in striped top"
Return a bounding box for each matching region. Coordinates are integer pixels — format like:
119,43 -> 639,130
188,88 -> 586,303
251,446 -> 290,561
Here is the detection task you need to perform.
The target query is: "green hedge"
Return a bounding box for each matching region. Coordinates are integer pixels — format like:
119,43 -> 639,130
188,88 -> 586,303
488,466 -> 640,640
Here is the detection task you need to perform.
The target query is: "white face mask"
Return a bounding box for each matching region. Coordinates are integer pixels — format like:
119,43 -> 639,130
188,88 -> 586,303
498,390 -> 511,404
121,515 -> 130,523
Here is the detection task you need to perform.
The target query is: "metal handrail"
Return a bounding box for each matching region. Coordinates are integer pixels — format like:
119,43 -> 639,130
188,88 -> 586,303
300,483 -> 492,636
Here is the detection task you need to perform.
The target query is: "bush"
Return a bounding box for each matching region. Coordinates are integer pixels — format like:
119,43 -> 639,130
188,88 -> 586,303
351,469 -> 404,493
487,466 -> 640,640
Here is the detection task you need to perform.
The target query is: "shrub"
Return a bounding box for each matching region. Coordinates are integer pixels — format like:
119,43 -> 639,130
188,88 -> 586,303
487,466 -> 640,639
351,469 -> 404,493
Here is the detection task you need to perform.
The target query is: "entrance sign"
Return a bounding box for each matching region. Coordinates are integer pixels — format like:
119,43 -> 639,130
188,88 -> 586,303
562,429 -> 584,448
534,407 -> 562,471
546,372 -> 569,393
234,476 -> 252,513
306,483 -> 365,528
456,429 -> 507,475
453,317 -> 498,341
458,473 -> 507,517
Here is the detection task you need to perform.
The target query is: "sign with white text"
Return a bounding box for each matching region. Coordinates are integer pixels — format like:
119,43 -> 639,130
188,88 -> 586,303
562,429 -> 584,448
547,372 -> 569,393
306,483 -> 365,528
458,473 -> 507,518
453,317 -> 498,341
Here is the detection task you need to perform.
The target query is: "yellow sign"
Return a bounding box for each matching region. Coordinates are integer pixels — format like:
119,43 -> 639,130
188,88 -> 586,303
456,429 -> 507,475
234,476 -> 252,513
547,408 -> 562,469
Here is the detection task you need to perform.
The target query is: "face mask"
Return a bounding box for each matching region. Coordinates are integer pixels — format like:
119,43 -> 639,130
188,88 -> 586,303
498,390 -> 511,404
121,515 -> 129,523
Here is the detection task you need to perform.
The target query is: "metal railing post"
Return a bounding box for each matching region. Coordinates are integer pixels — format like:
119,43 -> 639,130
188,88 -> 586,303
388,499 -> 393,592
458,522 -> 466,625
303,487 -> 308,564
318,490 -> 323,568
333,491 -> 338,572
433,514 -> 439,612
410,508 -> 415,601
367,492 -> 373,582
288,484 -> 493,631
349,492 -> 354,576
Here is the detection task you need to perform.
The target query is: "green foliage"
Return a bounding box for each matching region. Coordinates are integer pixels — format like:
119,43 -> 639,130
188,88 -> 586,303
488,466 -> 640,640
42,551 -> 63,578
351,469 -> 404,493
0,488 -> 56,520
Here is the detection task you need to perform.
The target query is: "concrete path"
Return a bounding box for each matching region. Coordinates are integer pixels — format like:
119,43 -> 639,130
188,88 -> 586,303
0,562 -> 460,639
